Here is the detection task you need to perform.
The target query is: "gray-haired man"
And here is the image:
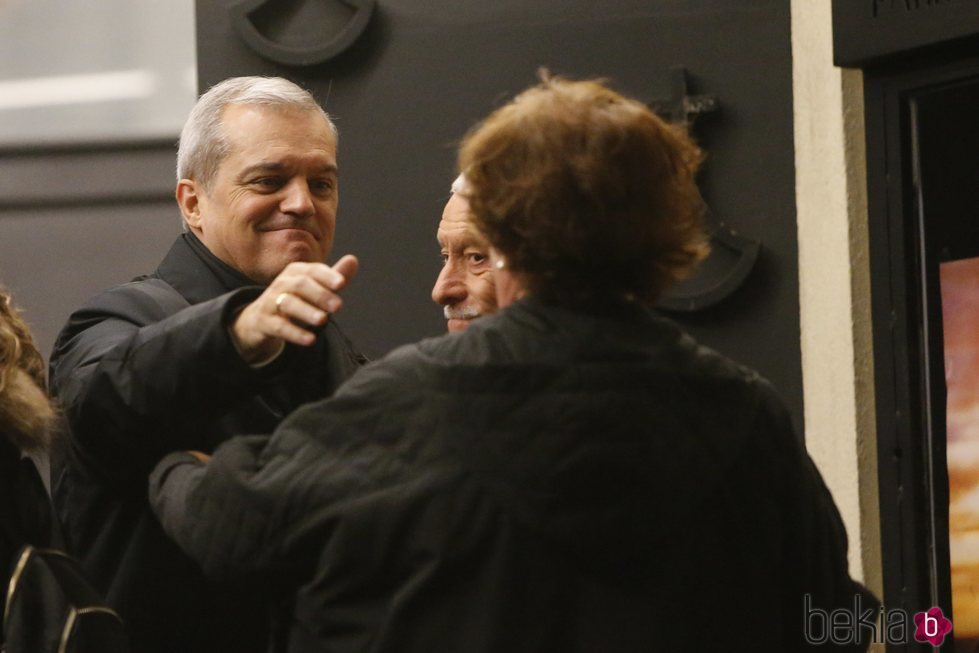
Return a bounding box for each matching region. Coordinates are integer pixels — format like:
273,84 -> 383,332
50,76 -> 365,653
432,175 -> 498,331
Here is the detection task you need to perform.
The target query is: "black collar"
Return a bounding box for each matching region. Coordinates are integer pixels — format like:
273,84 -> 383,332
154,232 -> 261,304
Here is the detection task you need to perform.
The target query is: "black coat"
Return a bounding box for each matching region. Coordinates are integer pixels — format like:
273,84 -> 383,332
150,297 -> 873,652
50,233 -> 364,653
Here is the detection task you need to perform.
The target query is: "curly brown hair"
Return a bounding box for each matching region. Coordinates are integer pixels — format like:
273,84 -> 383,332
458,75 -> 709,306
0,289 -> 55,452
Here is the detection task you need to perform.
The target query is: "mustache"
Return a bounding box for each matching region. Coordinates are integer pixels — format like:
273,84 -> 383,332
444,304 -> 480,320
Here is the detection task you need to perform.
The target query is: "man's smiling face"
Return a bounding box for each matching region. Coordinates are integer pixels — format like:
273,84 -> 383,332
432,193 -> 498,332
184,104 -> 339,284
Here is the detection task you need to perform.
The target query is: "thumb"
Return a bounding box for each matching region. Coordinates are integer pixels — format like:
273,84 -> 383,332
332,254 -> 359,286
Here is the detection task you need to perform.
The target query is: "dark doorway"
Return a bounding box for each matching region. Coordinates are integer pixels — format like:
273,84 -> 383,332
917,77 -> 979,653
864,43 -> 979,652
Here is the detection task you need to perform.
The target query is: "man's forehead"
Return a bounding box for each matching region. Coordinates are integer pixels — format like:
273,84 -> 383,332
239,160 -> 338,176
437,193 -> 488,246
220,104 -> 336,148
437,219 -> 487,248
222,102 -> 331,127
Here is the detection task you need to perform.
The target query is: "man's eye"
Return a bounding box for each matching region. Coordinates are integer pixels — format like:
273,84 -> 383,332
310,179 -> 336,194
253,177 -> 283,189
438,252 -> 449,265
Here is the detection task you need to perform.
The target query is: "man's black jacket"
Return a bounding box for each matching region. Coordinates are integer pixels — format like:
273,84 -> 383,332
50,233 -> 364,653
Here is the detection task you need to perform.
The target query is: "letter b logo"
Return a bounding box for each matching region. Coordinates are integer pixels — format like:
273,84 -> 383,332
913,607 -> 952,646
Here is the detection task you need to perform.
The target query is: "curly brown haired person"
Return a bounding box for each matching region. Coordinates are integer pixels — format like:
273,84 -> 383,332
0,288 -> 60,645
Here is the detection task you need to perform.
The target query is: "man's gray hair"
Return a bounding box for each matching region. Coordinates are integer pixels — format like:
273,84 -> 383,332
450,173 -> 468,195
176,76 -> 337,189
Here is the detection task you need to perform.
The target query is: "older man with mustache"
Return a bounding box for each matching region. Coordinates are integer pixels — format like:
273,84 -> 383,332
432,175 -> 498,331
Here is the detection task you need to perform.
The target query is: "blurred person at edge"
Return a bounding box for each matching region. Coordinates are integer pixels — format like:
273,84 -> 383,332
148,75 -> 875,652
0,288 -> 61,646
433,174 -> 497,331
48,76 -> 366,653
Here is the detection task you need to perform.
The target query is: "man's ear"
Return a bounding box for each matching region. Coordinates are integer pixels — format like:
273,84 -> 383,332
176,179 -> 203,232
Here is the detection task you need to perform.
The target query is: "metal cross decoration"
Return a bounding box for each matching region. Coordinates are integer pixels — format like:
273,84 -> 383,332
648,67 -> 762,313
649,66 -> 719,126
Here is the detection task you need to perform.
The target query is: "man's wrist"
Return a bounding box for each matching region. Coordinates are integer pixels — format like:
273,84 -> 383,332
226,303 -> 286,367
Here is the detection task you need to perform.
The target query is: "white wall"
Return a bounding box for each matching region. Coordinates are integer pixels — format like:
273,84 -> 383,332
790,0 -> 882,597
0,0 -> 196,145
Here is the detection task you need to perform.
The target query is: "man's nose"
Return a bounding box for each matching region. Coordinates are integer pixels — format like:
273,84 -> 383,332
280,178 -> 315,216
432,262 -> 467,305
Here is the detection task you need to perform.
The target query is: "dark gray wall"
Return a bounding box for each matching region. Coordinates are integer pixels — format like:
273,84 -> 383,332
0,2 -> 800,434
0,143 -> 182,358
195,0 -> 803,432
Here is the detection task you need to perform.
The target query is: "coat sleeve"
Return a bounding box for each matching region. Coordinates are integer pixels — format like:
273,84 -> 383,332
147,346 -> 428,583
148,438 -> 287,583
49,282 -> 265,479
